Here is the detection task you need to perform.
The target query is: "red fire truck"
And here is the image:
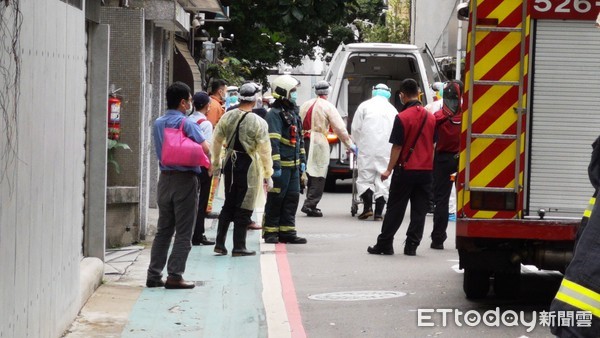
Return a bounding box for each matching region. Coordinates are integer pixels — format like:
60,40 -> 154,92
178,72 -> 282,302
456,0 -> 600,298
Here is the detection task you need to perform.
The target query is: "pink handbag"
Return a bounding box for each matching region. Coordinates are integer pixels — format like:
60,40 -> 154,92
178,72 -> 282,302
161,119 -> 210,168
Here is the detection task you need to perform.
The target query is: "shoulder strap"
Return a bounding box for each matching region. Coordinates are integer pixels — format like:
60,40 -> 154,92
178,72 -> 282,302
196,118 -> 207,125
225,112 -> 250,150
400,107 -> 428,167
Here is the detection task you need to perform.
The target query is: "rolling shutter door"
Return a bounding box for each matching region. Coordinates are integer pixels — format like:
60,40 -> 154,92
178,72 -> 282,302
529,20 -> 600,217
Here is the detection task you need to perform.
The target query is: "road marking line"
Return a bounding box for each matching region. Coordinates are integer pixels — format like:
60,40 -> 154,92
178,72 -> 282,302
275,243 -> 307,338
261,242 -> 291,338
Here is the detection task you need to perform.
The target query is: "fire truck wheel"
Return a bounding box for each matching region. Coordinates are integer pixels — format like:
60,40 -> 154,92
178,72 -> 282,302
493,271 -> 521,299
463,268 -> 490,299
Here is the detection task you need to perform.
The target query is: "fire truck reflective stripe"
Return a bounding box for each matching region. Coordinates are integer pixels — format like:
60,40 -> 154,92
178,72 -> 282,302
555,279 -> 600,318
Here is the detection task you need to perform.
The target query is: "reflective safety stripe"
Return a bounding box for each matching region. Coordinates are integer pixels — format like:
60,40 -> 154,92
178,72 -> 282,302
269,188 -> 281,193
269,133 -> 281,140
300,148 -> 306,154
280,160 -> 300,167
280,225 -> 296,232
583,197 -> 596,218
279,138 -> 293,146
263,226 -> 279,233
555,278 -> 600,318
272,154 -> 281,161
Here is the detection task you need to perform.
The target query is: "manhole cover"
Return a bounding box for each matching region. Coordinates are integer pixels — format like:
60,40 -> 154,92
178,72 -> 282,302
308,291 -> 406,301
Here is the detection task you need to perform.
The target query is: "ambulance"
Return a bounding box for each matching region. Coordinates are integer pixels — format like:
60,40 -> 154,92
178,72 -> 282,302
456,0 -> 600,298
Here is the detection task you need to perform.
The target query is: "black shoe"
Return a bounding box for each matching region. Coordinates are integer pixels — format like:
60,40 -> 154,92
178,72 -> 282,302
193,235 -> 215,246
146,279 -> 165,288
404,243 -> 418,256
373,215 -> 383,221
367,245 -> 394,255
279,236 -> 307,244
430,241 -> 444,250
264,235 -> 279,244
214,244 -> 228,255
301,206 -> 323,217
232,248 -> 256,257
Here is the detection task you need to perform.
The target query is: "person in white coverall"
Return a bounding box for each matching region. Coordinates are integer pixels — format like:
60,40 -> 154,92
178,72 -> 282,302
299,80 -> 355,217
351,83 -> 397,220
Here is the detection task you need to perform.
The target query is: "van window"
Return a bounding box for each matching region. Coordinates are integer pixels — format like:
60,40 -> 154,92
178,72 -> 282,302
335,52 -> 427,131
421,47 -> 445,84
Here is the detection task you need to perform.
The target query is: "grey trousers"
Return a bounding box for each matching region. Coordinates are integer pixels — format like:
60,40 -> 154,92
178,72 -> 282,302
147,171 -> 199,281
302,174 -> 325,209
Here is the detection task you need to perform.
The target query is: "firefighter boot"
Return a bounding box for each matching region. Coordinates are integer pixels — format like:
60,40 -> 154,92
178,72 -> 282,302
214,217 -> 230,255
374,197 -> 386,221
358,189 -> 374,220
232,223 -> 256,257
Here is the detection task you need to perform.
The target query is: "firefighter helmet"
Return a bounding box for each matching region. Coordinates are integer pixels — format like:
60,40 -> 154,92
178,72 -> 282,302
271,75 -> 300,100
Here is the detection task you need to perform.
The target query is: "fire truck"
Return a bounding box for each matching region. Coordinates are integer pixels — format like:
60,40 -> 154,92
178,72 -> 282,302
456,0 -> 600,298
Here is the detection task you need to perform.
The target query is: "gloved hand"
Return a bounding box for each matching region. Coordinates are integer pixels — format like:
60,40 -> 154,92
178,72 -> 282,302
300,163 -> 306,173
264,177 -> 274,191
272,168 -> 282,178
349,144 -> 358,155
300,172 -> 308,194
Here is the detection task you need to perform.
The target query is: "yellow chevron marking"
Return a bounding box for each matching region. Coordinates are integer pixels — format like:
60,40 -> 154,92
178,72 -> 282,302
489,0 -> 521,24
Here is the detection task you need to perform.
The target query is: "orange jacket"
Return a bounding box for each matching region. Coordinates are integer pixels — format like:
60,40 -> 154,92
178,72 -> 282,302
207,95 -> 225,127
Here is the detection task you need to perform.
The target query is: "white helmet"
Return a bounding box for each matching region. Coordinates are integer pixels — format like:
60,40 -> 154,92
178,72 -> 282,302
271,75 -> 300,100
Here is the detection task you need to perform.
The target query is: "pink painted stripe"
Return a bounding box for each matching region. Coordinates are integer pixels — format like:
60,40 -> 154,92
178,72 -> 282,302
275,243 -> 307,338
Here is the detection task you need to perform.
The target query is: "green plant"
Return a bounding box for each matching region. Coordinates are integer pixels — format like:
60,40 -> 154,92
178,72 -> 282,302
107,138 -> 131,174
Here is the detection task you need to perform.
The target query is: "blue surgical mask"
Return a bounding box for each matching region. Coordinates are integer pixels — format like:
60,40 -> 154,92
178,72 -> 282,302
290,91 -> 298,103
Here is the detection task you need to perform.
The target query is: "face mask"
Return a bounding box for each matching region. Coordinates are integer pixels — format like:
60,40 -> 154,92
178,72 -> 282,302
228,96 -> 238,105
185,100 -> 193,114
290,91 -> 298,104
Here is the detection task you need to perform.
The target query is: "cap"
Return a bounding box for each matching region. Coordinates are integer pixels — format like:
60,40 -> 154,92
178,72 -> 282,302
372,83 -> 391,99
314,80 -> 331,95
193,91 -> 210,108
239,82 -> 261,101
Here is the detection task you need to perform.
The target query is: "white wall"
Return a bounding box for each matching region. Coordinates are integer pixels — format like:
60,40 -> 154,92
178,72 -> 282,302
0,1 -> 87,337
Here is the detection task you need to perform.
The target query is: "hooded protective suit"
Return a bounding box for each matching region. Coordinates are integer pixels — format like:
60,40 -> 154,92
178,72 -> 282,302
299,98 -> 352,177
211,109 -> 273,210
351,94 -> 397,199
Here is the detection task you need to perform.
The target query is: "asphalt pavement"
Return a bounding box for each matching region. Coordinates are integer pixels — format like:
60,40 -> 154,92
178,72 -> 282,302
64,180 -> 563,338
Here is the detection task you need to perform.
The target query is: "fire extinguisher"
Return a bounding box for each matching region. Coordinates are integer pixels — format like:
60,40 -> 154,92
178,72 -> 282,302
108,85 -> 122,140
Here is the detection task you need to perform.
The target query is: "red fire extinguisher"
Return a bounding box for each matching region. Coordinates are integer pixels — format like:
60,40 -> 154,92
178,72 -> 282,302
108,86 -> 122,140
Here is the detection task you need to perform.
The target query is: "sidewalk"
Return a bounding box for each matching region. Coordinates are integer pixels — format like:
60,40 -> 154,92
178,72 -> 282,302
65,203 -> 293,338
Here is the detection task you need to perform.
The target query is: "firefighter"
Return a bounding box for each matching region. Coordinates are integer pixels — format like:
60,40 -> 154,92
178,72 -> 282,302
351,83 -> 396,221
430,80 -> 463,250
210,82 -> 273,256
549,135 -> 600,336
263,75 -> 307,244
299,80 -> 354,217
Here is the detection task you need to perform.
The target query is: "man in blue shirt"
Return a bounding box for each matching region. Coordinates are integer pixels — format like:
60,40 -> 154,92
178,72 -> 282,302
147,81 -> 210,289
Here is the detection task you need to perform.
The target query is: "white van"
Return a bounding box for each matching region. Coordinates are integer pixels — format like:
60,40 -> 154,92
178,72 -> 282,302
322,42 -> 445,190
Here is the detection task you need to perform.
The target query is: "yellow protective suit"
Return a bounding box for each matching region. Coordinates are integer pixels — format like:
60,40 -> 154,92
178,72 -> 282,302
299,97 -> 353,178
211,109 -> 273,210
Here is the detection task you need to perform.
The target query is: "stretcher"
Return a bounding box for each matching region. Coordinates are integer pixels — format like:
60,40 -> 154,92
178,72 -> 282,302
350,152 -> 362,217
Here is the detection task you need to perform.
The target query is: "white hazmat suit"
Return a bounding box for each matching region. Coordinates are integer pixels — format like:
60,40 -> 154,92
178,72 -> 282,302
351,95 -> 397,200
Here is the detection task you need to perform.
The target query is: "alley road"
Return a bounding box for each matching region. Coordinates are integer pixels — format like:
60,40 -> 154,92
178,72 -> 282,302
291,181 -> 563,337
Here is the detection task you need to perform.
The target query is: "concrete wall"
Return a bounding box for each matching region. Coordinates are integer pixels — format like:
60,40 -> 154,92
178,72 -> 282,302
0,1 -> 88,337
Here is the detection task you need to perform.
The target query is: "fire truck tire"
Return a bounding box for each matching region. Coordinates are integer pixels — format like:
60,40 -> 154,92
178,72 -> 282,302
463,268 -> 490,299
493,271 -> 521,299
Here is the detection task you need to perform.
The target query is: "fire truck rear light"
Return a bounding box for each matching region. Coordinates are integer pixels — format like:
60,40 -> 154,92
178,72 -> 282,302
470,191 -> 517,211
327,128 -> 339,144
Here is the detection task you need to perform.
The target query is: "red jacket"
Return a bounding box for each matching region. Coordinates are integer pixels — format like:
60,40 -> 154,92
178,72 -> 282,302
397,105 -> 436,170
434,110 -> 461,153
